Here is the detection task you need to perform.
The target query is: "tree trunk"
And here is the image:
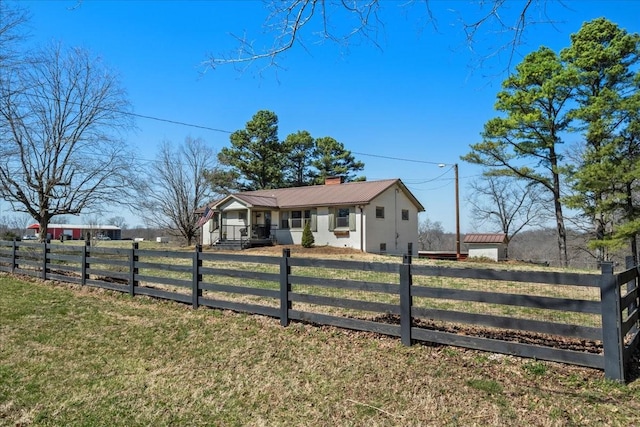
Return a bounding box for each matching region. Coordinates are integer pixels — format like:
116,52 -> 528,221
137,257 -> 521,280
38,216 -> 50,242
550,151 -> 568,268
554,200 -> 568,268
626,182 -> 638,264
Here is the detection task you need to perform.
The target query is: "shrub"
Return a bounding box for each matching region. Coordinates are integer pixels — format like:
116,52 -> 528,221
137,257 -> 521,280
301,221 -> 315,248
1,231 -> 20,241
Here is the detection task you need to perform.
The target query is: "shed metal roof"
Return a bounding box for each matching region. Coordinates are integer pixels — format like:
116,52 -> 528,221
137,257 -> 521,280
463,233 -> 507,244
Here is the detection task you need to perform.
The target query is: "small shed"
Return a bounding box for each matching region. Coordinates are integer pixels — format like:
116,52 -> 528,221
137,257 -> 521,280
464,233 -> 508,261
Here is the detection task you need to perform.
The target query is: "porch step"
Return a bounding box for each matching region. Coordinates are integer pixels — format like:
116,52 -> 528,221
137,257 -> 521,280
211,239 -> 246,250
210,238 -> 274,250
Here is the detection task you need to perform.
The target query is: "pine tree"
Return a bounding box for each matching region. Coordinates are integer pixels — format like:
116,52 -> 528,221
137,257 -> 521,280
217,110 -> 285,191
301,221 -> 314,248
562,18 -> 640,262
462,46 -> 574,267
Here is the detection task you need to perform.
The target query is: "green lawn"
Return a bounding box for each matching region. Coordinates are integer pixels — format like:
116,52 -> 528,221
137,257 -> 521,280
1,273 -> 639,426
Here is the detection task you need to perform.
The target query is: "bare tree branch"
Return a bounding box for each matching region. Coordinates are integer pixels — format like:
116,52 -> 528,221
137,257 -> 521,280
468,174 -> 550,256
203,0 -> 565,74
138,137 -> 219,245
203,0 -> 384,73
0,42 -> 138,240
0,1 -> 30,69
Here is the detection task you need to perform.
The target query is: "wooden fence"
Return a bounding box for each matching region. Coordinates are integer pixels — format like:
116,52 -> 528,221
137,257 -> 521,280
0,240 -> 638,382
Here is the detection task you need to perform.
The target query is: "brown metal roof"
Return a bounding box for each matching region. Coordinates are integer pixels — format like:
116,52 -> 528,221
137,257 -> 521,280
199,179 -> 425,212
195,198 -> 224,214
233,194 -> 278,208
234,179 -> 424,210
463,233 -> 507,244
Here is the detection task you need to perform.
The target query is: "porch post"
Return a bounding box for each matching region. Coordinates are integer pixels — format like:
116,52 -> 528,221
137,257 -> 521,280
220,212 -> 226,241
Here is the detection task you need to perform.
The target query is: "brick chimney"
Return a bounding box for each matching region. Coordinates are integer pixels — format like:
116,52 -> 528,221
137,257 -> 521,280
324,176 -> 343,185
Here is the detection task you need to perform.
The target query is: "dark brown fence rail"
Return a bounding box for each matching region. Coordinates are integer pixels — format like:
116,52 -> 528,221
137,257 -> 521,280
0,241 -> 638,382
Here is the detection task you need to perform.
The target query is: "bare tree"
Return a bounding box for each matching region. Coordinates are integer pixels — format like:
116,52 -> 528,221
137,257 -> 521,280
418,217 -> 445,251
204,0 -> 558,72
0,42 -> 138,242
0,212 -> 31,239
52,215 -> 71,224
0,1 -> 29,70
107,215 -> 128,230
82,213 -> 102,242
139,137 -> 218,245
468,174 -> 549,257
10,212 -> 32,233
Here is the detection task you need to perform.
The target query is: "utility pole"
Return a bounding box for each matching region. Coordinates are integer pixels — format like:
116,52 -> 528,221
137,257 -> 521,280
454,163 -> 460,259
439,163 -> 461,260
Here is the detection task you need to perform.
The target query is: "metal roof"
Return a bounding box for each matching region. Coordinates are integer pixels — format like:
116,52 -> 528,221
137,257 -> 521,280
463,233 -> 507,244
208,179 -> 424,211
233,194 -> 278,208
27,223 -> 121,230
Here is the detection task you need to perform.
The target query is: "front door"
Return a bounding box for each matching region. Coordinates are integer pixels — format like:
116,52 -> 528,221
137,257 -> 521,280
252,211 -> 271,238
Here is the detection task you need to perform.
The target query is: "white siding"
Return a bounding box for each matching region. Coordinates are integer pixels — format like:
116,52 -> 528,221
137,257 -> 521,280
314,207 -> 362,249
200,182 -> 421,255
467,244 -> 507,261
363,185 -> 419,255
201,218 -> 217,246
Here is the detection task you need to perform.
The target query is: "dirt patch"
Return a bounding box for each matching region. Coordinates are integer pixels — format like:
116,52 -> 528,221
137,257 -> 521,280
371,313 -> 603,354
240,244 -> 391,261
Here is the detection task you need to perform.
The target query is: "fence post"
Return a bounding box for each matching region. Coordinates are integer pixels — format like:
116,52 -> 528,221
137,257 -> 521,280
400,254 -> 413,346
42,238 -> 50,280
11,239 -> 17,274
626,256 -> 638,336
129,242 -> 139,297
81,240 -> 90,286
280,248 -> 291,327
192,245 -> 202,309
600,261 -> 625,382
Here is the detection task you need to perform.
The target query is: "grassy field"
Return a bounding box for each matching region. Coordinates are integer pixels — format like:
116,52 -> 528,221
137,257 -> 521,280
1,272 -> 639,426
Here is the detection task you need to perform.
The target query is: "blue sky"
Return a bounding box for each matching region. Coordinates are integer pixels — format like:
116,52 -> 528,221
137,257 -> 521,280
15,0 -> 640,232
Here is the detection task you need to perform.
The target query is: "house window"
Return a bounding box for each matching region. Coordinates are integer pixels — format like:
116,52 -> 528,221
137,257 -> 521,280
380,243 -> 387,253
336,208 -> 350,228
329,207 -> 355,231
239,211 -> 247,221
376,206 -> 385,219
280,212 -> 289,229
283,210 -> 312,229
291,210 -> 303,228
401,209 -> 409,221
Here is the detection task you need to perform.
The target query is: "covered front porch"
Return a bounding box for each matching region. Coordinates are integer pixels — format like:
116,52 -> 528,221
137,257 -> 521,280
203,206 -> 276,250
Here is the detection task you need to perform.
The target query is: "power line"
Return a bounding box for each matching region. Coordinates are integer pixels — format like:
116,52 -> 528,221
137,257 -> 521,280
129,111 -> 232,134
12,89 -> 466,178
16,89 -> 234,135
352,152 -> 446,166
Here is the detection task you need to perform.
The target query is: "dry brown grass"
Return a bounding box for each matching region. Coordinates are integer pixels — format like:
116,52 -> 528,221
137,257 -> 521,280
1,273 -> 640,426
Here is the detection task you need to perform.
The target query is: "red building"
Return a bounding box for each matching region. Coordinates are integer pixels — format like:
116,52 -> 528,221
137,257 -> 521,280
26,223 -> 121,240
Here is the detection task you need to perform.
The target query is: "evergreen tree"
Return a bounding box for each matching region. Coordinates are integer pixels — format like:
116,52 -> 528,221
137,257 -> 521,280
561,18 -> 640,262
311,137 -> 365,185
282,130 -> 315,186
217,110 -> 285,191
462,46 -> 574,267
206,111 -> 366,193
301,220 -> 314,248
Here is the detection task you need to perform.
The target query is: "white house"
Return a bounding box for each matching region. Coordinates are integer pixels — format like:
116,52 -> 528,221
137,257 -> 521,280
464,233 -> 508,261
199,177 -> 425,255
